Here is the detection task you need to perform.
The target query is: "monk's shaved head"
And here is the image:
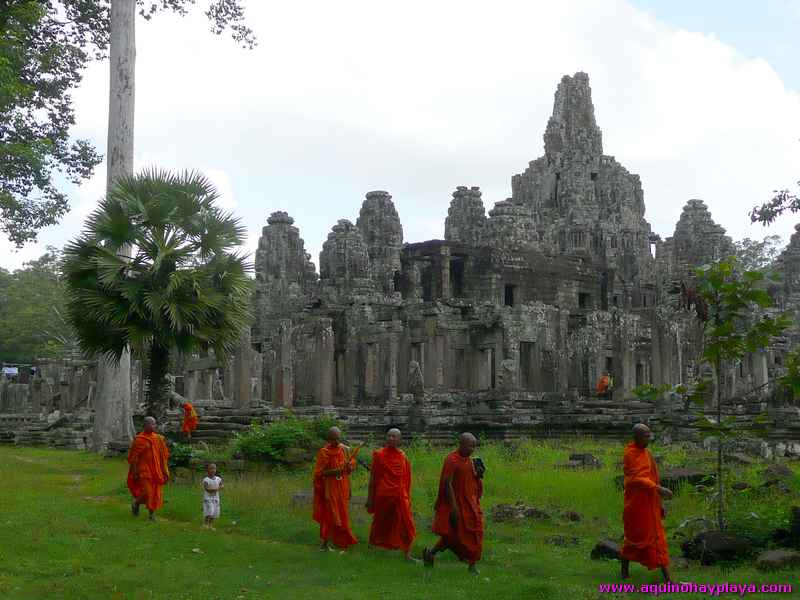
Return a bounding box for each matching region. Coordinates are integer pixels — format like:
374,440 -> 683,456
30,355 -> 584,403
458,432 -> 477,457
386,428 -> 402,448
327,426 -> 342,443
143,416 -> 156,432
632,423 -> 652,448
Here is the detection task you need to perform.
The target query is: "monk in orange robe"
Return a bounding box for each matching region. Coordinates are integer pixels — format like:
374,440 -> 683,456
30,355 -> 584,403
424,432 -> 484,574
597,372 -> 611,398
621,423 -> 673,582
127,416 -> 170,521
366,428 -> 417,560
181,402 -> 198,441
313,426 -> 357,551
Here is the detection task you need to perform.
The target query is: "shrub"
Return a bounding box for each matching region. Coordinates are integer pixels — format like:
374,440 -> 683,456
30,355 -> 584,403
232,415 -> 342,465
168,442 -> 195,468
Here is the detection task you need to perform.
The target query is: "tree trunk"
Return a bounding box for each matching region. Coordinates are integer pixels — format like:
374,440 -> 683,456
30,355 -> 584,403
145,341 -> 170,424
715,355 -> 725,531
92,0 -> 136,452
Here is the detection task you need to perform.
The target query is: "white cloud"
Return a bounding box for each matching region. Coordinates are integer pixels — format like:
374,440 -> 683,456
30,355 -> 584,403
2,0 -> 799,272
205,169 -> 236,211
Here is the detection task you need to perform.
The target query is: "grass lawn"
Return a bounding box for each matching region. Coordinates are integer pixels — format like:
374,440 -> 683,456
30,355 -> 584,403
0,440 -> 797,599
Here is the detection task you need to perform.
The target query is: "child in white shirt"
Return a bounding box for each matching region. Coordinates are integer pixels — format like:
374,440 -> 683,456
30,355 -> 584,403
202,463 -> 224,529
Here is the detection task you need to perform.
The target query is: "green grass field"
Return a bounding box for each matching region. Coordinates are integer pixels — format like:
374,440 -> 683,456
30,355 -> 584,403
0,440 -> 797,599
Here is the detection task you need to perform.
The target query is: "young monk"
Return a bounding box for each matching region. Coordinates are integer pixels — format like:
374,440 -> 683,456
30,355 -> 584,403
621,423 -> 673,582
424,432 -> 484,574
597,372 -> 611,399
181,401 -> 198,442
313,426 -> 357,551
127,416 -> 170,521
366,428 -> 417,561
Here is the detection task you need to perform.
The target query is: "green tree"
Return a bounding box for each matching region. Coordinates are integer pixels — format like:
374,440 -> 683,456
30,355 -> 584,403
733,235 -> 784,273
0,1 -> 254,247
62,168 -> 253,420
691,258 -> 790,530
0,2 -> 102,246
0,247 -> 76,363
751,183 -> 800,226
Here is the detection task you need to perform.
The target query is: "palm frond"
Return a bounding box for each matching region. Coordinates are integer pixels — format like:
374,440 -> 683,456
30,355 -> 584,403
63,167 -> 255,368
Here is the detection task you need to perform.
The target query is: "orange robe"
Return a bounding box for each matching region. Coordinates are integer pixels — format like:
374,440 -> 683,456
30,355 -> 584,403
181,402 -> 198,434
597,375 -> 610,395
432,451 -> 484,563
621,442 -> 670,569
127,431 -> 170,512
313,443 -> 357,548
368,447 -> 416,551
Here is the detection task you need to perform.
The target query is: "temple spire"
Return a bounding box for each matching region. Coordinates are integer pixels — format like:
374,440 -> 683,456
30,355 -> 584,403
543,72 -> 603,163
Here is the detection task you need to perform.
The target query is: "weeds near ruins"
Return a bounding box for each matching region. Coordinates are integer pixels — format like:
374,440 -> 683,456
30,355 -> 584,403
690,257 -> 791,531
2,440 -> 796,598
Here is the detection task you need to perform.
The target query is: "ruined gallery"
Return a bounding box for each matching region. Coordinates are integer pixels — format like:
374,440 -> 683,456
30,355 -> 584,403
2,73 -> 800,450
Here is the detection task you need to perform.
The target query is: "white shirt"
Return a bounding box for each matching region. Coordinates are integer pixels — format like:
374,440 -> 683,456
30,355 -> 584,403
202,475 -> 223,501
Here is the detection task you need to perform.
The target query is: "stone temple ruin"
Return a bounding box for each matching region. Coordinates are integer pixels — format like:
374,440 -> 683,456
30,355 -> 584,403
2,73 -> 800,451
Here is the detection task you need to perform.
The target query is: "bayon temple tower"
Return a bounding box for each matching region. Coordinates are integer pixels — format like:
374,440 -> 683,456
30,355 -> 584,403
3,73 -> 799,446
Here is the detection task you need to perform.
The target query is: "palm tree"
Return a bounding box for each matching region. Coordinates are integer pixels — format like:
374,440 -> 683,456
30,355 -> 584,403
63,168 -> 254,421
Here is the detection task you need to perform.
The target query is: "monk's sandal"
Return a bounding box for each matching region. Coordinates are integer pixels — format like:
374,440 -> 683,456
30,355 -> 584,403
423,548 -> 434,567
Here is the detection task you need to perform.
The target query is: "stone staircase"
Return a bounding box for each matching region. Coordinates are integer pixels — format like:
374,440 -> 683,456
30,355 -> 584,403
167,407 -> 270,446
1,411 -> 93,450
0,414 -> 41,444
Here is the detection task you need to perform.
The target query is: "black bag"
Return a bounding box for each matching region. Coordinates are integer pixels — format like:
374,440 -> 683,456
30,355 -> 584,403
473,456 -> 486,479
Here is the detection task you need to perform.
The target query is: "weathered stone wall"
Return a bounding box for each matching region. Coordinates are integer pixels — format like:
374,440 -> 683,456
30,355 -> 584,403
3,72 -> 797,448
356,191 -> 403,296
253,211 -> 318,343
445,186 -> 487,247
656,199 -> 735,289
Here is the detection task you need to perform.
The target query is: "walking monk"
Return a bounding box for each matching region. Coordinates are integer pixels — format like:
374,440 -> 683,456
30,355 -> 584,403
621,423 -> 673,582
366,428 -> 417,561
424,432 -> 484,574
127,416 -> 170,521
597,371 -> 612,400
181,401 -> 198,441
313,426 -> 357,551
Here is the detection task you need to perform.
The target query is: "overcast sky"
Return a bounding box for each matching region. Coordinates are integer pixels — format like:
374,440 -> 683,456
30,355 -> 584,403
2,0 -> 799,271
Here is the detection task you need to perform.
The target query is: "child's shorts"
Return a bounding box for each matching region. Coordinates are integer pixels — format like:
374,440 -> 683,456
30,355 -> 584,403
203,496 -> 220,518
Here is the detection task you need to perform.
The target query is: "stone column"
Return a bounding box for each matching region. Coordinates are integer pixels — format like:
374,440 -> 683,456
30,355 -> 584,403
30,378 -> 42,413
232,328 -> 253,408
223,363 -> 234,401
385,328 -> 399,402
504,335 -> 520,390
203,370 -> 213,402
184,370 -> 198,403
440,246 -> 451,301
275,320 -> 294,407
364,343 -> 378,397
651,321 -> 663,386
434,335 -> 446,388
558,310 -> 570,390
753,351 -> 768,393
316,319 -> 335,407
346,342 -> 359,405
